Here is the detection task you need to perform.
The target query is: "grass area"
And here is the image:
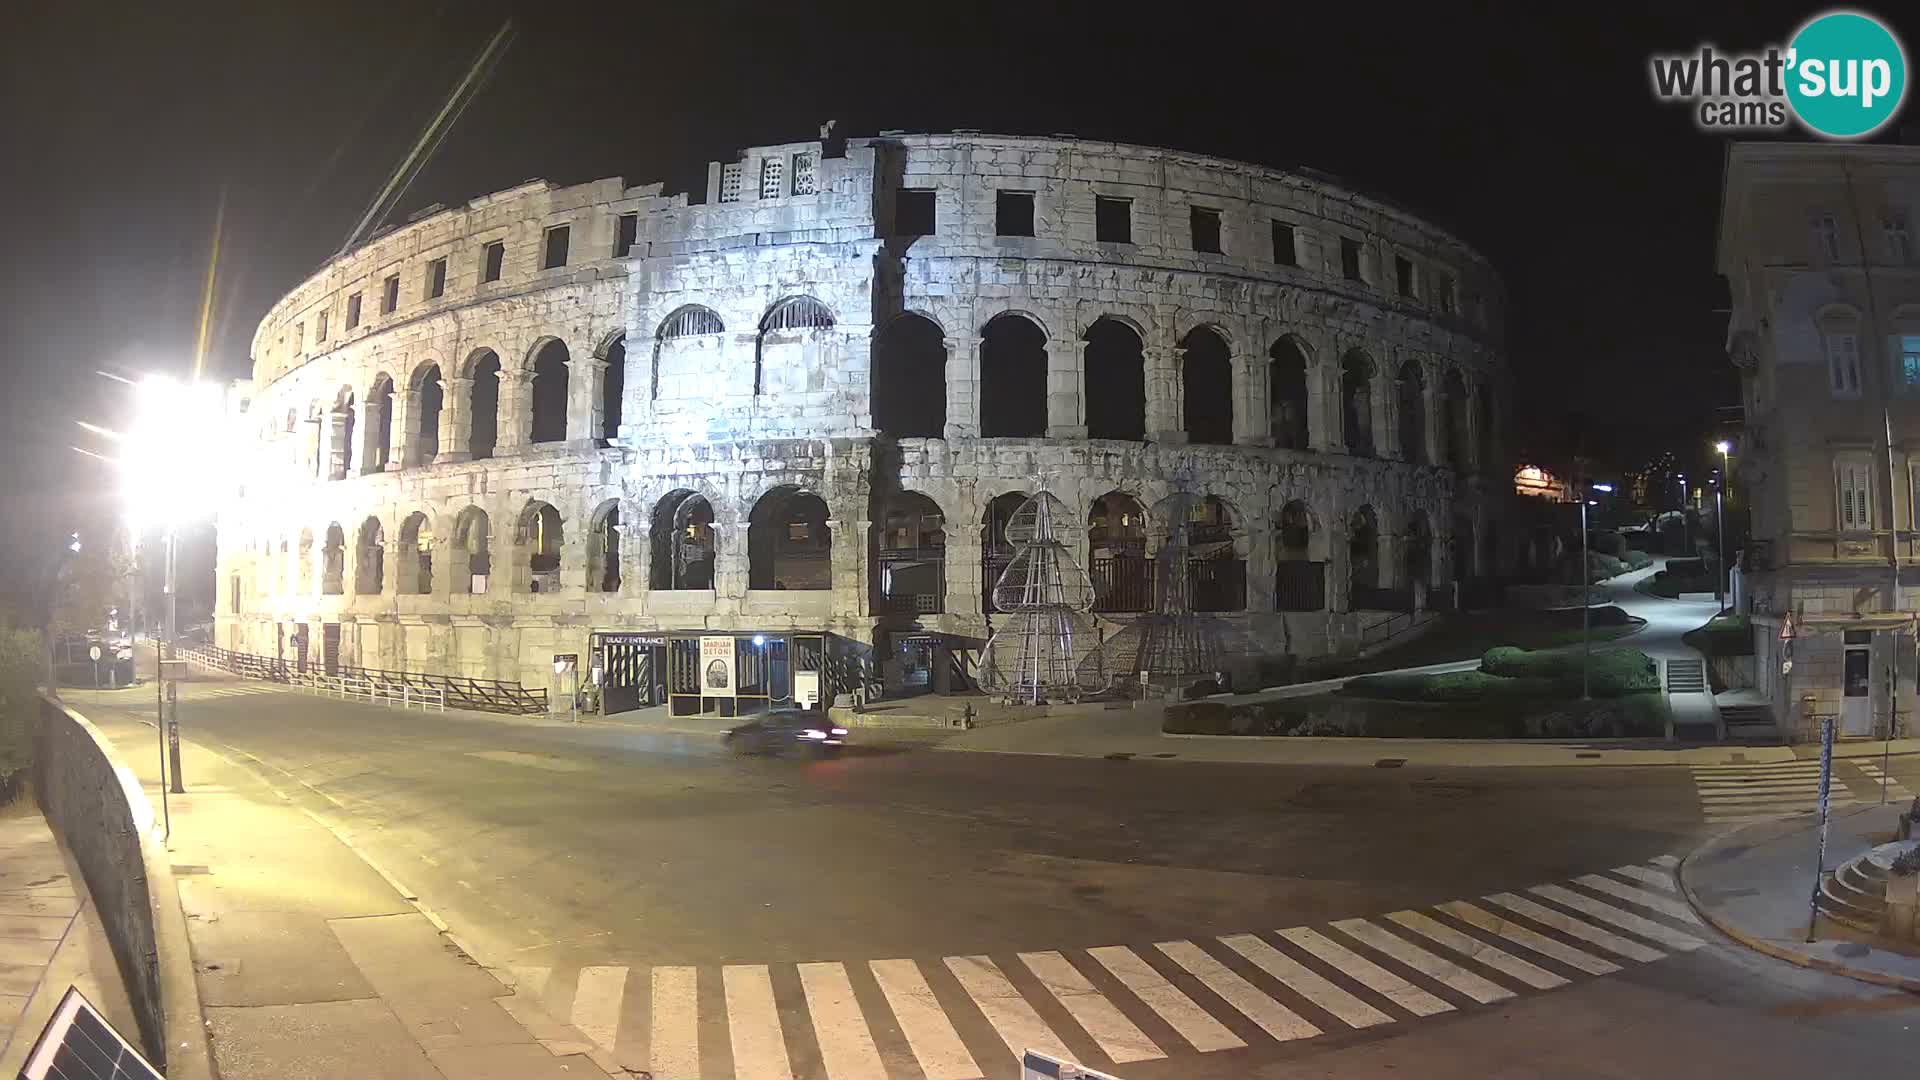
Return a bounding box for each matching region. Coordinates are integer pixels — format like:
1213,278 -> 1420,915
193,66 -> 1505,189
1345,645 -> 1657,700
1164,689 -> 1668,739
1320,605 -> 1642,676
1682,613 -> 1754,658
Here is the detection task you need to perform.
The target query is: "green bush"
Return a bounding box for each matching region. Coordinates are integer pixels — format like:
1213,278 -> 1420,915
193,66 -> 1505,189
1624,550 -> 1653,570
1479,645 -> 1659,695
1344,670 -> 1560,702
0,618 -> 43,772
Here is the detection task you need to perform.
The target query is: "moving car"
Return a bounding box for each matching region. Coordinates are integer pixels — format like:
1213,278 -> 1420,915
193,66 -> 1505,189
723,710 -> 848,757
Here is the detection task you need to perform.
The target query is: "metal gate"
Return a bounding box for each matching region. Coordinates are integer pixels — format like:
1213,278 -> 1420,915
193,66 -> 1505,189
597,633 -> 664,714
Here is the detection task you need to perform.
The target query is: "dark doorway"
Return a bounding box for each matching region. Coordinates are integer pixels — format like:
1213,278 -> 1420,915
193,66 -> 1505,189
1084,319 -> 1145,441
872,314 -> 946,437
1181,327 -> 1233,445
531,341 -> 569,443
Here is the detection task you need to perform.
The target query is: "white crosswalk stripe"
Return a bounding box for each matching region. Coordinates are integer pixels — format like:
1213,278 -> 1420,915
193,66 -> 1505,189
1692,761 -> 1861,823
491,856 -> 1700,1077
1020,950 -> 1163,1063
1647,854 -> 1680,869
1855,759 -> 1916,801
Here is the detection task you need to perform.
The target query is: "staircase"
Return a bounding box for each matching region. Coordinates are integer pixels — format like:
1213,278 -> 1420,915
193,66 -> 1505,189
1720,703 -> 1782,744
1818,840 -> 1920,932
1666,658 -> 1707,693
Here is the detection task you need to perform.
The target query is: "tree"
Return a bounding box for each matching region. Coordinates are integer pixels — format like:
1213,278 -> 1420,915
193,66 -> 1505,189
49,530 -> 134,644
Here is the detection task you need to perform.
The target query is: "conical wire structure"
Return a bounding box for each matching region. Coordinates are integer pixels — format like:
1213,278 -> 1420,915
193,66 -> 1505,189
979,492 -> 1109,703
1136,489 -> 1224,682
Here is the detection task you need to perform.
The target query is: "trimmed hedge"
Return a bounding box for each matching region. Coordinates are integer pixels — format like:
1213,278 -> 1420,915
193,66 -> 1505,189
1480,645 -> 1659,694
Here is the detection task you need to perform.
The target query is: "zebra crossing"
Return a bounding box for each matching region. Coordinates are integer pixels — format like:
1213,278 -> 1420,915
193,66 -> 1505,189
178,683 -> 287,700
504,857 -> 1704,1079
1691,758 -> 1916,825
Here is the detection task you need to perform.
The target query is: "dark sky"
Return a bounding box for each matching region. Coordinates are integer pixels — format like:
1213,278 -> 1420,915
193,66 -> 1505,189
2,1 -> 1910,595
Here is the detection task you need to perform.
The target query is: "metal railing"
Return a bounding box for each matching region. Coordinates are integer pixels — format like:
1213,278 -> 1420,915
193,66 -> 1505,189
177,645 -> 546,715
1274,560 -> 1327,612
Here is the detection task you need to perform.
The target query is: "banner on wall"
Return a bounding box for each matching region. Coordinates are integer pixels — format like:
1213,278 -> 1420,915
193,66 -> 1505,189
699,635 -> 736,697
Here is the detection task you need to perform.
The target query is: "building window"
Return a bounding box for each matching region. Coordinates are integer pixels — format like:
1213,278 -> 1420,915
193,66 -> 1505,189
1839,459 -> 1874,532
1434,271 -> 1456,314
482,240 -> 505,282
895,189 -> 936,236
1814,213 -> 1842,262
1827,331 -> 1861,397
1395,255 -> 1415,297
315,311 -> 329,343
1341,237 -> 1364,282
1190,206 -> 1222,254
1888,214 -> 1914,263
1901,334 -> 1920,390
426,257 -> 447,300
616,213 -> 638,257
719,162 -> 744,203
1911,466 -> 1920,530
996,191 -> 1035,237
345,293 -> 362,330
1096,196 -> 1132,243
1271,221 -> 1296,266
759,157 -> 784,199
293,322 -> 304,352
790,152 -> 816,195
542,224 -> 570,270
382,274 -> 400,314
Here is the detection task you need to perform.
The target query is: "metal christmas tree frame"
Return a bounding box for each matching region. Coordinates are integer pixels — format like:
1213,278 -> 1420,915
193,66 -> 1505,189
979,490 -> 1109,704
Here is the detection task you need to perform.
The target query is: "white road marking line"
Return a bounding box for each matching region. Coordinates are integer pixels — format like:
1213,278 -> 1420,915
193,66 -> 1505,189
1695,782 -> 1829,794
1611,865 -> 1677,892
1853,762 -> 1914,798
1332,918 -> 1514,1003
650,965 -> 701,1080
1154,939 -> 1321,1042
798,961 -> 887,1080
723,965 -> 793,1080
945,955 -> 1073,1062
508,965 -> 552,1003
1020,951 -> 1163,1063
1086,946 -> 1244,1053
1529,885 -> 1704,951
870,959 -> 984,1080
1647,854 -> 1680,869
1276,926 -> 1452,1017
1484,892 -> 1666,962
1218,933 -> 1393,1029
1437,901 -> 1620,975
1572,874 -> 1703,923
1384,910 -> 1567,990
571,965 -> 627,1055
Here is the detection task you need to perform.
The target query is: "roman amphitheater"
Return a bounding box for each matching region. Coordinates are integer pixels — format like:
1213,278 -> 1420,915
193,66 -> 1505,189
213,131 -> 1509,714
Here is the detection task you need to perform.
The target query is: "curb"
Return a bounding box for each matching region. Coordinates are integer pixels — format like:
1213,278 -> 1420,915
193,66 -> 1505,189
1676,818 -> 1920,995
141,847 -> 217,1079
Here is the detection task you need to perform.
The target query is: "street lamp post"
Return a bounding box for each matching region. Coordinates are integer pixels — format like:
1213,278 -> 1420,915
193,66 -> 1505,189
1581,483 -> 1615,702
1715,441 -> 1731,616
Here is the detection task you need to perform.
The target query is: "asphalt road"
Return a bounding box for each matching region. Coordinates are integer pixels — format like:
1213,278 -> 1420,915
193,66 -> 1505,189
69,679 -> 1920,1079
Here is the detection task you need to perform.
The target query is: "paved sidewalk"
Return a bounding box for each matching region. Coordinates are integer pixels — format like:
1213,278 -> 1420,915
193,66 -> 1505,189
73,701 -> 611,1080
1679,802 -> 1920,990
0,806 -> 139,1073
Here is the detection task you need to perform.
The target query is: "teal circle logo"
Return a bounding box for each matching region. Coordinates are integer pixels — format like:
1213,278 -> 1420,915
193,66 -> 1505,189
1786,11 -> 1908,138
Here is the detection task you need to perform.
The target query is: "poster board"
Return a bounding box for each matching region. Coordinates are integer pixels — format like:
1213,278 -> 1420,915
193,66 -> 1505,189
699,635 -> 736,697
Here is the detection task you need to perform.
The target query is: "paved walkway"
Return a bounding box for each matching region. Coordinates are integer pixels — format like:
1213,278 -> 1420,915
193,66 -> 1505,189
0,806 -> 138,1074
1597,562 -> 1723,737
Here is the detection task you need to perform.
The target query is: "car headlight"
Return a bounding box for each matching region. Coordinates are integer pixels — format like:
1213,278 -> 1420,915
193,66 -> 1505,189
801,729 -> 827,739
830,728 -> 848,735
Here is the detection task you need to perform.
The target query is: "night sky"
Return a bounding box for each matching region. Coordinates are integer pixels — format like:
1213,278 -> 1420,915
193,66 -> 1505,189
2,1 -> 1910,600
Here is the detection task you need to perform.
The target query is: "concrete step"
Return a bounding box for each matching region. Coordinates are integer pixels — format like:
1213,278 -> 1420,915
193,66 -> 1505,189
1667,659 -> 1708,693
1819,874 -> 1886,928
1831,865 -> 1882,907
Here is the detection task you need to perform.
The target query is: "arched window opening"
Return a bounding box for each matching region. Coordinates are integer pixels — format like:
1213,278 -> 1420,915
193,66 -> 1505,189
1084,319 -> 1145,441
1184,496 -> 1245,612
755,297 -> 836,397
874,492 -> 945,615
749,487 -> 832,590
451,508 -> 491,594
1089,491 -> 1150,612
600,337 -> 625,442
1342,351 -> 1375,457
1444,370 -> 1471,471
329,390 -> 356,480
871,314 -> 947,437
979,315 -> 1047,438
518,502 -> 564,593
530,341 -> 569,444
982,492 -> 1029,614
1181,328 -> 1233,446
354,516 -> 385,595
321,523 -> 346,595
650,491 -> 716,590
1397,361 -> 1426,465
1275,499 -> 1325,611
1349,506 -> 1381,603
660,305 -> 724,339
1269,338 -> 1310,450
588,502 -> 622,593
1406,512 -> 1434,590
412,365 -> 443,463
467,350 -> 501,459
296,531 -> 312,595
365,376 -> 394,473
398,513 -> 433,595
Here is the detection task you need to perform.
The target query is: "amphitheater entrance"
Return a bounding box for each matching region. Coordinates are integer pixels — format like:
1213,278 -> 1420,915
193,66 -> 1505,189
593,631 -> 668,714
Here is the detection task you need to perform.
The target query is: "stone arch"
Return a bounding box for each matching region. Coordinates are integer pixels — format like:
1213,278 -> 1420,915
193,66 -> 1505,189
1348,505 -> 1381,596
1396,360 -> 1426,465
1182,326 -> 1234,446
397,511 -> 433,594
873,490 -> 946,615
1269,336 -> 1311,450
528,339 -> 569,444
587,499 -> 624,593
651,305 -> 727,401
516,500 -> 564,592
981,490 -> 1030,614
980,313 -> 1047,437
408,361 -> 443,463
650,490 -> 717,590
871,313 -> 947,438
464,349 -> 502,459
354,515 -> 385,595
328,386 -> 356,480
1405,510 -> 1434,588
1088,489 -> 1151,612
748,486 -> 832,590
364,373 -> 395,473
450,506 -> 491,594
1274,498 -> 1326,611
1084,318 -> 1146,442
321,522 -> 346,595
1341,350 -> 1376,457
1182,493 -> 1246,612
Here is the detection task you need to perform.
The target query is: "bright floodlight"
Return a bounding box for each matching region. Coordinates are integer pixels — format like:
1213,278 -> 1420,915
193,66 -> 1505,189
120,375 -> 231,534
1715,440 -> 1731,454
1592,483 -> 1614,493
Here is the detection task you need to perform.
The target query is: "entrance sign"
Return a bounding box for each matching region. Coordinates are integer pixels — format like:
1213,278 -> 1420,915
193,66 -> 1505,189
553,653 -> 578,675
699,635 -> 736,697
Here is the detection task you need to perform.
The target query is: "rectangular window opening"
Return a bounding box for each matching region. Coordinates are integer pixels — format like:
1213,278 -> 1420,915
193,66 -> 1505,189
315,311 -> 329,343
790,152 -> 816,196
1271,221 -> 1296,266
345,293 -> 362,330
1190,206 -> 1222,254
427,257 -> 447,300
1096,196 -> 1132,244
1903,334 -> 1920,390
719,162 -> 744,204
895,189 -> 936,236
382,274 -> 400,314
1341,237 -> 1364,281
482,240 -> 505,282
759,157 -> 784,200
1828,332 -> 1860,397
1395,255 -> 1415,297
542,225 -> 570,270
1815,213 -> 1842,262
616,214 -> 638,257
996,190 -> 1035,237
1888,214 -> 1914,263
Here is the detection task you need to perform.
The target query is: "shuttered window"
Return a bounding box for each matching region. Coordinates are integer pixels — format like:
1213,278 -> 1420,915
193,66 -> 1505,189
1839,460 -> 1873,531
